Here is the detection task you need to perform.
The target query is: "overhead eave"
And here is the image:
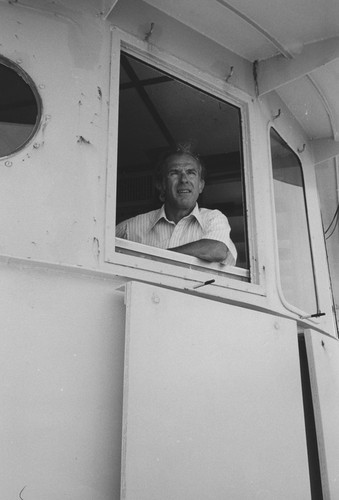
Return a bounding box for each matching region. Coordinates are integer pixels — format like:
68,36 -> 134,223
312,139 -> 339,165
102,0 -> 119,19
257,37 -> 339,96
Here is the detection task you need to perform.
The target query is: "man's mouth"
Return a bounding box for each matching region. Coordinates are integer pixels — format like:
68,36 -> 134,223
177,189 -> 191,194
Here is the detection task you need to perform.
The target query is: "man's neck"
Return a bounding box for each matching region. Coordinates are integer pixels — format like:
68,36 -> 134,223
164,204 -> 196,224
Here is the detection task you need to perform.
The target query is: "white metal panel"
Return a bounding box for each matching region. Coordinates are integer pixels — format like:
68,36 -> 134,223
143,0 -> 339,57
305,330 -> 339,499
122,281 -> 310,499
277,78 -> 332,141
312,61 -> 339,141
141,0 -> 277,61
0,3 -> 111,268
0,261 -> 126,499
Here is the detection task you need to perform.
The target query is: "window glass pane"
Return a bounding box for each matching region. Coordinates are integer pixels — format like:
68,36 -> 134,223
117,52 -> 248,268
270,129 -> 317,312
0,57 -> 41,157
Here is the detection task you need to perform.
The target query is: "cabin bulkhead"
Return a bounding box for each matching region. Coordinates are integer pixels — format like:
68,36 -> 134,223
1,0 -> 339,498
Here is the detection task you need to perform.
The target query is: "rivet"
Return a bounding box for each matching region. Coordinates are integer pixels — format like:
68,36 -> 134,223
5,160 -> 12,167
39,84 -> 45,89
16,59 -> 22,65
152,293 -> 160,304
274,321 -> 280,330
33,143 -> 40,149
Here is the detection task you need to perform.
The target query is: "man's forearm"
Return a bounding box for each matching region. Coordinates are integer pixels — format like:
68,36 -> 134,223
169,239 -> 228,262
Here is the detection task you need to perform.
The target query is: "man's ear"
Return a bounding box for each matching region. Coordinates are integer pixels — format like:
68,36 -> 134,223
199,179 -> 205,194
156,180 -> 166,202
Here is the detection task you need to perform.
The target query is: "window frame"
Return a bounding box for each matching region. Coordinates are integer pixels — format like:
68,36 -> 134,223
105,27 -> 263,297
268,125 -> 320,318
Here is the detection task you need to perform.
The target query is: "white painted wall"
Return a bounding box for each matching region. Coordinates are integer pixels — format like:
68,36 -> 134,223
1,260 -> 125,499
0,5 -> 128,496
122,282 -> 311,499
306,330 -> 339,499
0,1 -> 111,268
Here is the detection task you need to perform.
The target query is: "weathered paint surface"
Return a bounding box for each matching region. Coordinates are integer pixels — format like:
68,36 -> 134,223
0,1 -> 338,499
0,2 -> 111,268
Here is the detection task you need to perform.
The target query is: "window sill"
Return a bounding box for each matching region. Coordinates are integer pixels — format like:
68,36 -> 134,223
114,238 -> 249,280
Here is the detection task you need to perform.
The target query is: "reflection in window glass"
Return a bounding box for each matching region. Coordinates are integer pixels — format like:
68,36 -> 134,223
0,57 -> 41,157
270,129 -> 317,312
117,52 -> 248,268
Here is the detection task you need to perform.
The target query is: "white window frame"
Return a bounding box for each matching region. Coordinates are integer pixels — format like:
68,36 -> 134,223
268,125 -> 321,318
105,26 -> 264,297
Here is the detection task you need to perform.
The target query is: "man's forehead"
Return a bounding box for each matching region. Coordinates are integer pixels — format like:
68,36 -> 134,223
165,154 -> 200,170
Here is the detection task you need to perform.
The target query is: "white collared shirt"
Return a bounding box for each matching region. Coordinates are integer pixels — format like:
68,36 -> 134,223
116,204 -> 237,266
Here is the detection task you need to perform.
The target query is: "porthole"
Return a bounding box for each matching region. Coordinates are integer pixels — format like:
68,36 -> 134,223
0,56 -> 42,158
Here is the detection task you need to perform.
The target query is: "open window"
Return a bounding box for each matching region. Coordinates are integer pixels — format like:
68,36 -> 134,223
115,52 -> 248,270
105,37 -> 254,288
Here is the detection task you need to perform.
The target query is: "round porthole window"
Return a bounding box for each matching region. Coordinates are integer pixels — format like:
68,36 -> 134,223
0,56 -> 42,158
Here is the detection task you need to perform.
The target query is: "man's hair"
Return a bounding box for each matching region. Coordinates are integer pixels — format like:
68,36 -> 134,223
154,143 -> 206,189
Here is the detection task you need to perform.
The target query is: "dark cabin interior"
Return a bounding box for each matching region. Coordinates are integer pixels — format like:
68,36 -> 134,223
0,58 -> 40,157
117,52 -> 248,268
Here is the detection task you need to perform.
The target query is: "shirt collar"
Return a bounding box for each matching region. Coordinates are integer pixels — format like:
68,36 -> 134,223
148,204 -> 203,232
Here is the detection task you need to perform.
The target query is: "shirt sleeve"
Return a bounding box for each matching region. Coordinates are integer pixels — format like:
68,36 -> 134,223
202,210 -> 237,266
115,220 -> 128,239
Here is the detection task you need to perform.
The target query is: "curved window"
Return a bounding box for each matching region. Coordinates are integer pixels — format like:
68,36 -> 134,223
270,129 -> 317,313
0,56 -> 41,157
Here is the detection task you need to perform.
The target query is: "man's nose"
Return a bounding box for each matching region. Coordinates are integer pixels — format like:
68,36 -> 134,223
179,171 -> 189,182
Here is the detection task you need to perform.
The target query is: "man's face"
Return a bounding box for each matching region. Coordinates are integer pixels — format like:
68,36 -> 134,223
161,154 -> 205,213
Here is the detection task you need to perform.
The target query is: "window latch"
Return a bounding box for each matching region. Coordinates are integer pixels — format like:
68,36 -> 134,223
193,279 -> 215,289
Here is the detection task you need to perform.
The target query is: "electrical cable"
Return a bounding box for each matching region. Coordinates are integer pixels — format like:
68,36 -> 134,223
326,216 -> 339,239
324,203 -> 339,239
